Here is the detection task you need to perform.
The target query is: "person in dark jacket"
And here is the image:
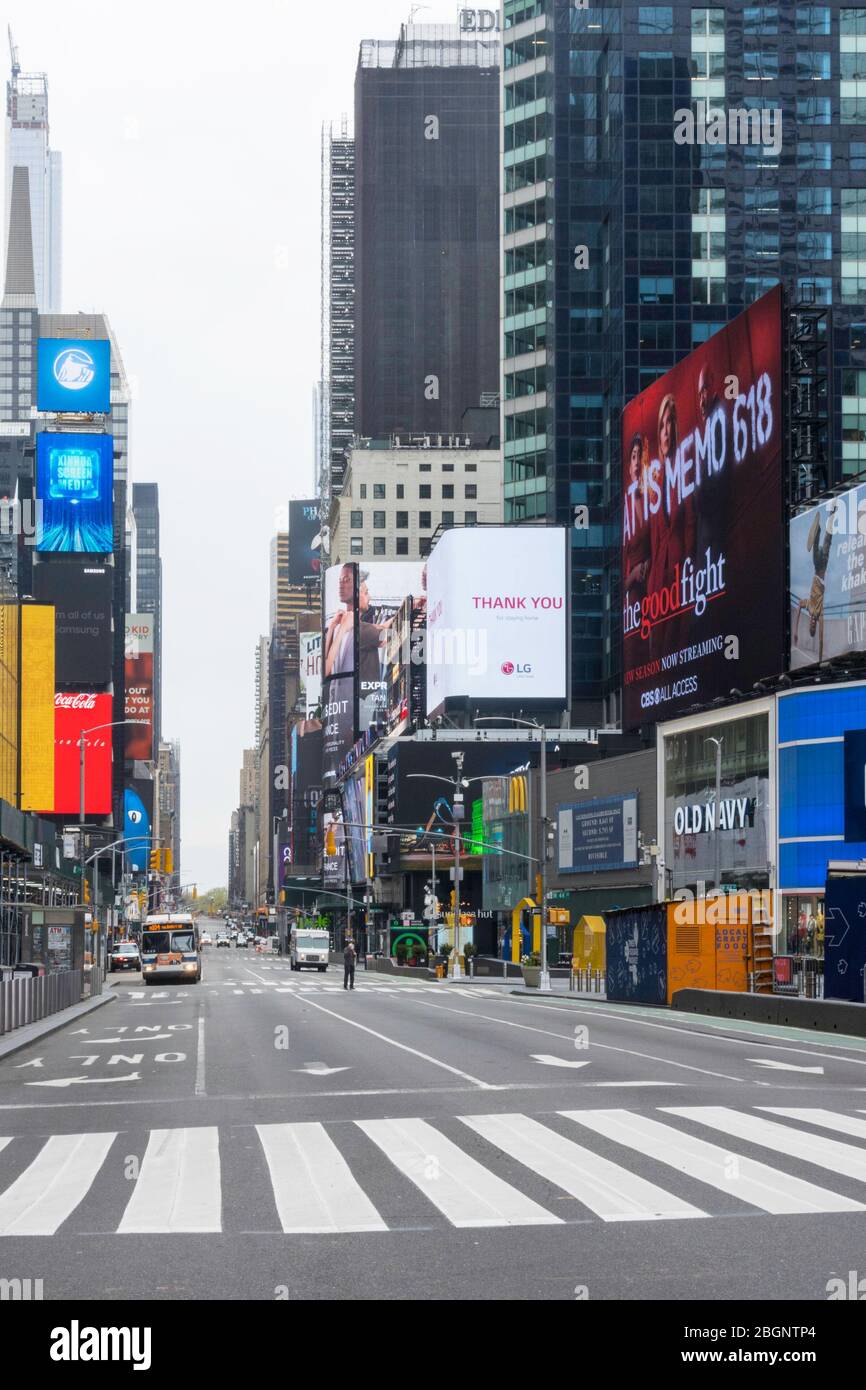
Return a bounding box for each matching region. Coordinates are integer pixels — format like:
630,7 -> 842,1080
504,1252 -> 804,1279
343,937 -> 357,990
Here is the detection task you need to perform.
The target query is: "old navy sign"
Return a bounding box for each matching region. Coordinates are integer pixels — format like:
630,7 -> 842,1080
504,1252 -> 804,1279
674,797 -> 753,836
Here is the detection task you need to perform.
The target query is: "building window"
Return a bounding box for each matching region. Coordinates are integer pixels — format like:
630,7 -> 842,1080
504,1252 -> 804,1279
842,187 -> 866,302
466,463 -> 477,472
796,51 -> 830,80
396,484 -> 405,499
744,51 -> 778,79
797,187 -> 832,215
396,537 -> 409,556
442,484 -> 454,499
743,5 -> 778,33
373,483 -> 386,499
465,511 -> 478,526
744,229 -> 780,258
639,6 -> 673,33
465,484 -> 477,499
420,485 -> 432,499
841,6 -> 866,35
350,510 -> 363,528
419,538 -> 432,557
419,463 -> 432,472
799,276 -> 832,304
797,96 -> 832,123
373,537 -> 386,555
639,276 -> 674,304
797,6 -> 830,34
692,321 -> 724,345
396,511 -> 409,529
442,511 -> 454,526
359,484 -> 367,499
744,274 -> 780,304
744,187 -> 779,213
797,230 -> 832,259
797,141 -> 832,169
350,537 -> 363,555
373,510 -> 386,529
419,511 -> 432,529
442,463 -> 454,473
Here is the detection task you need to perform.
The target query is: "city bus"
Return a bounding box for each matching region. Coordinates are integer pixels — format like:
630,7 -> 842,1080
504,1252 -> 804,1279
139,912 -> 202,985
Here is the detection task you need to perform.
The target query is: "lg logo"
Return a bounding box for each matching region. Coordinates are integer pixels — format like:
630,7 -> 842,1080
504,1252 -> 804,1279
501,662 -> 533,676
501,662 -> 514,675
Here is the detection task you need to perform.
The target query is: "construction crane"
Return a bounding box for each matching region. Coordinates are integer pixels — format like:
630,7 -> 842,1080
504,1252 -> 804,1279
8,26 -> 19,79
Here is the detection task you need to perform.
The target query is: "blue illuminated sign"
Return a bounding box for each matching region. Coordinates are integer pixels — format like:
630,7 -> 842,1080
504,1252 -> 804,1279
35,433 -> 114,553
124,787 -> 151,873
37,338 -> 111,414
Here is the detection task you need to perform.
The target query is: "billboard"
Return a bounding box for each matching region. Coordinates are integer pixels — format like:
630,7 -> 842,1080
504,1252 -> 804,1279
33,562 -> 113,686
288,500 -> 321,586
299,631 -> 322,716
19,605 -> 55,812
387,741 -> 539,829
789,482 -> 866,669
35,432 -> 114,554
124,616 -> 154,761
124,782 -> 153,873
621,285 -> 784,729
426,527 -> 568,716
46,692 -> 113,815
321,562 -> 357,778
290,721 -> 322,869
357,563 -> 424,732
824,870 -> 866,1003
37,338 -> 111,415
557,794 -> 639,874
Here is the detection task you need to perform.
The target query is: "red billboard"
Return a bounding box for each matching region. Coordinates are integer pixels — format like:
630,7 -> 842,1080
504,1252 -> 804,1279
48,691 -> 113,815
621,286 -> 784,730
125,615 -> 154,760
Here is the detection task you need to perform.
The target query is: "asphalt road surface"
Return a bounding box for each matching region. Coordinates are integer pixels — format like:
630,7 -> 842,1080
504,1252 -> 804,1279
2,917 -> 866,1301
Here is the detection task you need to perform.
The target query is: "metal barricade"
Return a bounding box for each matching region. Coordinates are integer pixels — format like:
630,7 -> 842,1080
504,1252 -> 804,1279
0,969 -> 83,1038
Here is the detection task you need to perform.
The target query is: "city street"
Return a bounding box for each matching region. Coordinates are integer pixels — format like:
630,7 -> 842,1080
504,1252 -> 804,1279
2,920 -> 866,1301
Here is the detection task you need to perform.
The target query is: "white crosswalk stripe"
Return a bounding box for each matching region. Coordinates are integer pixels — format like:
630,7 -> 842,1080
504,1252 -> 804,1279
563,1110 -> 865,1216
666,1106 -> 866,1185
0,1132 -> 116,1236
118,1128 -> 221,1234
460,1112 -> 705,1222
256,1123 -> 387,1234
2,1106 -> 866,1236
357,1116 -> 561,1228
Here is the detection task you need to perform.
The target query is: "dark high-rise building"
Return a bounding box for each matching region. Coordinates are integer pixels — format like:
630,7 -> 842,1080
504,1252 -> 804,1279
503,0 -> 866,723
132,482 -> 162,749
320,120 -> 355,501
354,22 -> 500,440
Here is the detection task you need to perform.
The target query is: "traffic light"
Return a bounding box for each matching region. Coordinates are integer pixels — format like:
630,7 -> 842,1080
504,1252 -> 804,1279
163,848 -> 174,876
192,885 -> 198,900
324,826 -> 336,856
149,849 -> 160,872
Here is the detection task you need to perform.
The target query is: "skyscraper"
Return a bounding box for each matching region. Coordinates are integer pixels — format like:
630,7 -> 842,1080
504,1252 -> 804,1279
354,23 -> 500,441
502,0 -> 866,724
132,483 -> 163,751
320,119 -> 355,503
4,33 -> 61,313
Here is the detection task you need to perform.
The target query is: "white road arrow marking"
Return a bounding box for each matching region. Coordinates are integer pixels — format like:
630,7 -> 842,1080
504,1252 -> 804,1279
530,1055 -> 592,1070
26,1073 -> 142,1088
296,1063 -> 351,1077
87,1035 -> 172,1044
15,1058 -> 44,1069
749,1058 -> 825,1075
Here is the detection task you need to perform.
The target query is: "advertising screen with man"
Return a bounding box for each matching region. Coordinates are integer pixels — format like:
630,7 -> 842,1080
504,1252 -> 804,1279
621,286 -> 784,730
789,482 -> 866,670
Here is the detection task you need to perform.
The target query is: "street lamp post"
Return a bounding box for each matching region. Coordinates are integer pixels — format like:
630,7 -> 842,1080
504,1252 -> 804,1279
474,715 -> 553,993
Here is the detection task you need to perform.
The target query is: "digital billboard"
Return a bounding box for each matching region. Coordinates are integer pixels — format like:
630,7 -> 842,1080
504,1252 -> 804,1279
35,432 -> 114,554
387,741 -> 540,829
621,285 -> 784,730
288,499 -> 321,586
33,562 -> 113,686
45,692 -> 113,816
19,605 -> 55,813
290,721 -> 322,870
37,338 -> 111,415
357,562 -> 424,733
299,631 -> 322,716
124,616 -> 154,760
789,482 -> 866,670
426,527 -> 568,716
557,794 -> 638,874
322,564 -> 357,778
124,782 -> 153,872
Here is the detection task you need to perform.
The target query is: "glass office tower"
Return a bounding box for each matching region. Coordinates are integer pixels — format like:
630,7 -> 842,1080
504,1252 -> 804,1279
503,1 -> 866,722
5,47 -> 61,313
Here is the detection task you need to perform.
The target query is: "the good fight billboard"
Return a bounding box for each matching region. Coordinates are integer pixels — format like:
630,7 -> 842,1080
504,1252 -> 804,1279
621,286 -> 784,729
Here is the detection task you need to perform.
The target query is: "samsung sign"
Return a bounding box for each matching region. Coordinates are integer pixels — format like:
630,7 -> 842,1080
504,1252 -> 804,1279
37,338 -> 111,415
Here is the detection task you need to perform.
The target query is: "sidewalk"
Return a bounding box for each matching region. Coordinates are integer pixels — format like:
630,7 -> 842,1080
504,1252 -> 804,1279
0,982 -> 115,1062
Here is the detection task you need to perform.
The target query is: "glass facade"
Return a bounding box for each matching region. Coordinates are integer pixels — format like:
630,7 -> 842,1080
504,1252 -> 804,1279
503,1 -> 866,718
5,68 -> 62,312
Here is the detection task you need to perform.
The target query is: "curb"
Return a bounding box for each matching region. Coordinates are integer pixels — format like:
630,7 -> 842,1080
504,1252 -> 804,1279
0,987 -> 115,1062
508,988 -> 609,1004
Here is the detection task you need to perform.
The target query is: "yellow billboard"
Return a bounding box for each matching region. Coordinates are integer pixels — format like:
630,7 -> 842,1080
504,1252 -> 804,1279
20,604 -> 55,811
0,600 -> 19,804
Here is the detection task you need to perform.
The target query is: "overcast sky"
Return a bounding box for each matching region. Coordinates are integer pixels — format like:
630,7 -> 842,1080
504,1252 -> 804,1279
3,0 -> 446,889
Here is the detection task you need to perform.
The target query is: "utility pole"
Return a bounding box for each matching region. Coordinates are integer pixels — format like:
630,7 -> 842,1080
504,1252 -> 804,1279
705,736 -> 723,894
538,723 -> 551,992
452,751 -> 465,980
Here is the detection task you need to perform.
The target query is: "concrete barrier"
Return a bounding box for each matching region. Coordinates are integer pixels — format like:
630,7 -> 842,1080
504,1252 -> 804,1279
671,988 -> 866,1038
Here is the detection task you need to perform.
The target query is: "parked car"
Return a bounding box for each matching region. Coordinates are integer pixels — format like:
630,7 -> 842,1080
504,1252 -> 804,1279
110,942 -> 141,973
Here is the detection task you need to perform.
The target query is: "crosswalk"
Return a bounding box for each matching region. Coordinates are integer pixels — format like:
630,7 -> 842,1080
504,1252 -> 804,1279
2,1106 -> 866,1237
201,981 -> 499,998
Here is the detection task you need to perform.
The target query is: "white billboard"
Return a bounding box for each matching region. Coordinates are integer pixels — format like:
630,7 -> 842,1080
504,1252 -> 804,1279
425,527 -> 568,714
299,631 -> 322,716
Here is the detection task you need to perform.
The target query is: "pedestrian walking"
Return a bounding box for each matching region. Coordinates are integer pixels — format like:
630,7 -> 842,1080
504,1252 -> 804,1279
343,937 -> 357,990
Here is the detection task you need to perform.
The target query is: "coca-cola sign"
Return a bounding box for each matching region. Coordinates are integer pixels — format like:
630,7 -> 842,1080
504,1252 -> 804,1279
55,692 -> 98,710
40,691 -> 113,815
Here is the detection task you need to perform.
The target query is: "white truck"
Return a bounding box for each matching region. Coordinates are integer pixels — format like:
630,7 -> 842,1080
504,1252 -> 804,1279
290,926 -> 331,972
